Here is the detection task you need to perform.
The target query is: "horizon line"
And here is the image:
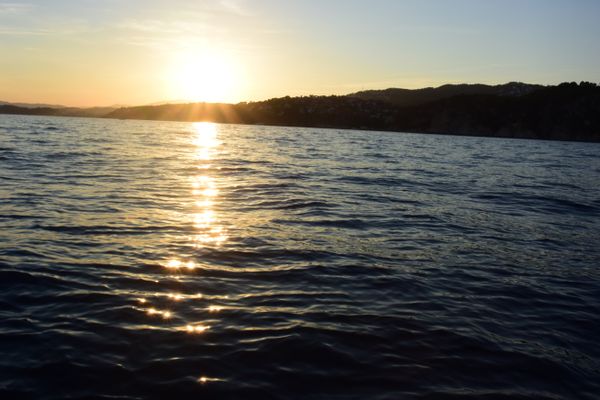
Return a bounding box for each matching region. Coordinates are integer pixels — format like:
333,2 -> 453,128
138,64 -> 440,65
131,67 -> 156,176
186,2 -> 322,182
3,80 -> 597,109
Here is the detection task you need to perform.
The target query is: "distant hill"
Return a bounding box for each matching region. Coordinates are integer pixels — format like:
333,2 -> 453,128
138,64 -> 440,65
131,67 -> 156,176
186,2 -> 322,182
56,106 -> 117,117
0,100 -> 65,109
0,104 -> 116,118
0,105 -> 60,116
348,82 -> 544,107
104,82 -> 600,142
2,82 -> 599,142
394,82 -> 600,141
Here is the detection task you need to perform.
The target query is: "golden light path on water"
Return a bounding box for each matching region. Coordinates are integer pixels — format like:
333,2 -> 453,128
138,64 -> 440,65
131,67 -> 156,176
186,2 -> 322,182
190,122 -> 228,247
136,122 -> 226,384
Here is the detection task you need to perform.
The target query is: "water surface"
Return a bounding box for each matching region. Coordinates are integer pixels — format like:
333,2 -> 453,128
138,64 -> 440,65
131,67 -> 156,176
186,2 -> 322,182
1,115 -> 599,399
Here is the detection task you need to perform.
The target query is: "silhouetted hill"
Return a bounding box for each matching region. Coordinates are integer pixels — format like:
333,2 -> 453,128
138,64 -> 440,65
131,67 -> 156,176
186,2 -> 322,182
349,82 -> 544,107
104,82 -> 600,141
0,104 -> 116,118
2,82 -> 599,142
395,82 -> 600,141
107,103 -> 241,122
0,105 -> 60,116
0,100 -> 65,109
56,107 -> 117,117
106,97 -> 401,130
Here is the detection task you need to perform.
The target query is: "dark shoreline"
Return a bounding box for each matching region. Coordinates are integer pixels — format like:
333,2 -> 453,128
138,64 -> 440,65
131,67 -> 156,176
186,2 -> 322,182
4,112 -> 600,145
2,81 -> 599,142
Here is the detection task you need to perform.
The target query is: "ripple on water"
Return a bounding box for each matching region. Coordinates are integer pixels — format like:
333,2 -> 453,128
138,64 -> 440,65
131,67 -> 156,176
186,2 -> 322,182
0,116 -> 599,399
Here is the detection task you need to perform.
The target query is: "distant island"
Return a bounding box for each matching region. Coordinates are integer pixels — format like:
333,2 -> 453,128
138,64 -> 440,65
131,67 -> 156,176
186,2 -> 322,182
2,82 -> 599,142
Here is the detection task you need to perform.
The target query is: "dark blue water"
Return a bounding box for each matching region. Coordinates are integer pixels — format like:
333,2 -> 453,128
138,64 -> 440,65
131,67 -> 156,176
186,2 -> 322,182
1,114 -> 600,399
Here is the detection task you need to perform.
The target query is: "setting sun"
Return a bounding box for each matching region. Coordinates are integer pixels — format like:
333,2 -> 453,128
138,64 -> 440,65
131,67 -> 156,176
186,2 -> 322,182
169,50 -> 239,103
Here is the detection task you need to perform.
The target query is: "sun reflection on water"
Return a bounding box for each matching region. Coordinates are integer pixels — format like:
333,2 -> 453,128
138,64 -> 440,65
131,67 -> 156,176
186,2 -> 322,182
198,376 -> 222,384
192,122 -> 220,147
165,259 -> 182,269
146,307 -> 173,319
168,293 -> 184,301
193,210 -> 215,228
189,123 -> 228,247
185,324 -> 211,333
150,123 -> 230,320
137,123 -> 228,387
196,199 -> 214,208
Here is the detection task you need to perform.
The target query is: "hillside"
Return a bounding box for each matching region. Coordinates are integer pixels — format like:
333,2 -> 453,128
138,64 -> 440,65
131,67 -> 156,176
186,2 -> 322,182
348,82 -> 544,107
104,82 -> 600,141
2,82 -> 599,142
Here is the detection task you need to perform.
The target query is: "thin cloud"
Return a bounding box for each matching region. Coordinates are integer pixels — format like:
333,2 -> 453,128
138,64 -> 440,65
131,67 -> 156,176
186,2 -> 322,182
219,0 -> 253,16
0,25 -> 92,36
0,2 -> 32,14
393,24 -> 479,36
0,28 -> 53,35
118,19 -> 210,35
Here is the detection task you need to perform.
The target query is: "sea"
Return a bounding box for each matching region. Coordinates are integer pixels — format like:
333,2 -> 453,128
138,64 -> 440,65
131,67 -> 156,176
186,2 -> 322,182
1,114 -> 599,399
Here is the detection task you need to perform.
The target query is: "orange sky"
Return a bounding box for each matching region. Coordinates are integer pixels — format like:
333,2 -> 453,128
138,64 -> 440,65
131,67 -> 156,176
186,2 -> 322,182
1,0 -> 598,107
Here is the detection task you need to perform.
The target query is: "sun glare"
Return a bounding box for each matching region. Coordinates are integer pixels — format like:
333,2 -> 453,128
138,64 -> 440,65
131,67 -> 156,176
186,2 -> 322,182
169,50 -> 238,103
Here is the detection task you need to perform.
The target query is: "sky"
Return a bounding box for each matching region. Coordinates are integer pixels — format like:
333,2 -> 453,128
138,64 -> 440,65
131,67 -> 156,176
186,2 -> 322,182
1,0 -> 599,107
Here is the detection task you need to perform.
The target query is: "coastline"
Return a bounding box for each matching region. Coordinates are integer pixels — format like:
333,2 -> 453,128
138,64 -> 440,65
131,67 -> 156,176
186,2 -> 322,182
3,111 -> 599,144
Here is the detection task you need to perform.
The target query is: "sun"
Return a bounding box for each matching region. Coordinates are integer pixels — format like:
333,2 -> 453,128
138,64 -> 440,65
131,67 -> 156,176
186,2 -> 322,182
169,50 -> 238,103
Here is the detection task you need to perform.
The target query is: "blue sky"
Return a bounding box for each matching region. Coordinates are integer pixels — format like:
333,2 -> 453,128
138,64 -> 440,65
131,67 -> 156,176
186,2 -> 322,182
1,0 -> 599,105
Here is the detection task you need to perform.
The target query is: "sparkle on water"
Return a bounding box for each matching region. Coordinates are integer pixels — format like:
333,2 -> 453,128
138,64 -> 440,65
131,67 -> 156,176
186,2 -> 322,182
1,115 -> 599,399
